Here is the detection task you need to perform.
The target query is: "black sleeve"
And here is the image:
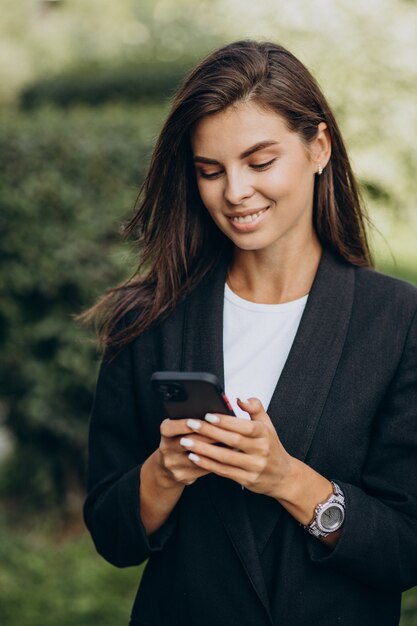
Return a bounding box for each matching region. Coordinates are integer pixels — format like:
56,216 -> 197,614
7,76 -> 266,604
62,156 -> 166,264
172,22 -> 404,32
83,329 -> 177,568
306,307 -> 417,592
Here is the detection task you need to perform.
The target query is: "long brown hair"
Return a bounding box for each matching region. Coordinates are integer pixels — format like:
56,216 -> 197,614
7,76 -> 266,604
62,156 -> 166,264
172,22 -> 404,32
81,39 -> 373,349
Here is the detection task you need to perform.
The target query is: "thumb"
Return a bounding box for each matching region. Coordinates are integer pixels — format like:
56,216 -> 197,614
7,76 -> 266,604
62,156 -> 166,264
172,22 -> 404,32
237,397 -> 270,422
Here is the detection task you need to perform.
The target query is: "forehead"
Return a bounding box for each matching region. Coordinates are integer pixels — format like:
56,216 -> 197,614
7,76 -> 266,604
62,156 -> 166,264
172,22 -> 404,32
191,101 -> 291,156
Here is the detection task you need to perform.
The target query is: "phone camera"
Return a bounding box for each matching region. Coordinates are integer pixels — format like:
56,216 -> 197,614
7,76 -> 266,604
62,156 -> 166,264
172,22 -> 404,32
157,383 -> 187,402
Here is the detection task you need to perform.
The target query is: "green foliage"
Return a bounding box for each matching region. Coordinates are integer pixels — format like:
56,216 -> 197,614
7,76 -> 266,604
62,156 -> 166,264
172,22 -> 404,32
20,60 -> 194,109
0,103 -> 166,507
0,516 -> 143,626
403,589 -> 417,626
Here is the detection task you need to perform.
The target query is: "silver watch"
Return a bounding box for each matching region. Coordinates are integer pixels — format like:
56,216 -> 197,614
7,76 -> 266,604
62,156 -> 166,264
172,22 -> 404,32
305,481 -> 345,538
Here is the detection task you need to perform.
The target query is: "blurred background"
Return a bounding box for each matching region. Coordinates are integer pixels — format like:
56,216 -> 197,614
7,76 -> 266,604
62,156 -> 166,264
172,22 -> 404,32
0,1 -> 416,624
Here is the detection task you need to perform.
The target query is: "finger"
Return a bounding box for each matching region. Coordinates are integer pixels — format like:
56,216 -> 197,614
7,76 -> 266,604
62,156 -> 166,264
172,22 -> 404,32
186,415 -> 264,443
188,452 -> 257,486
237,397 -> 271,423
184,433 -> 218,445
180,438 -> 262,471
165,433 -> 218,452
160,450 -> 211,478
161,434 -> 217,459
160,418 -> 205,438
159,429 -> 217,453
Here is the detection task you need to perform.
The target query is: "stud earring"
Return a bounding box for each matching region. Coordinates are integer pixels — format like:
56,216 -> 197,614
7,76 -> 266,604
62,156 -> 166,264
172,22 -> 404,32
317,164 -> 323,176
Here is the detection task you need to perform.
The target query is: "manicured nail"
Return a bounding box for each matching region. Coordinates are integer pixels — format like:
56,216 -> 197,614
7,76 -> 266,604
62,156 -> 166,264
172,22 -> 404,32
205,413 -> 220,424
237,397 -> 249,404
188,452 -> 201,462
186,419 -> 202,430
180,437 -> 194,448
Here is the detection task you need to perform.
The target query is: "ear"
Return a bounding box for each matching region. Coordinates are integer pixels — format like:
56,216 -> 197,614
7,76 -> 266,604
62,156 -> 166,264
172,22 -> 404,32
309,122 -> 331,173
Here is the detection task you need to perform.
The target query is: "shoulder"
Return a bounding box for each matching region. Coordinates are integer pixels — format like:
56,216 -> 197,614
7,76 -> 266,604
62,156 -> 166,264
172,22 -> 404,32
349,265 -> 417,343
355,264 -> 417,297
319,248 -> 417,326
354,265 -> 417,311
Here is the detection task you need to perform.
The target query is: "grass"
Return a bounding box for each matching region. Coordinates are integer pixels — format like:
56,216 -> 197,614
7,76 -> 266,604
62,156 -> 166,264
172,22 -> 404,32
403,591 -> 417,626
0,511 -> 144,626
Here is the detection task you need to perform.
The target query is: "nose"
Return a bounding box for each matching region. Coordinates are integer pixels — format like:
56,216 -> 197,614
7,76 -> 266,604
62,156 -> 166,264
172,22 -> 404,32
224,169 -> 254,205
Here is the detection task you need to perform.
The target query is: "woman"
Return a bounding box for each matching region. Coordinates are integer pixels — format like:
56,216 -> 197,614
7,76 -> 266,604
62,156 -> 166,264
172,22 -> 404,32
83,40 -> 417,626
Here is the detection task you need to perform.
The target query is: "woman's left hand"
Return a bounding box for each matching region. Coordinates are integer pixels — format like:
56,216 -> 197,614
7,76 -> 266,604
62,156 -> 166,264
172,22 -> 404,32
181,397 -> 295,499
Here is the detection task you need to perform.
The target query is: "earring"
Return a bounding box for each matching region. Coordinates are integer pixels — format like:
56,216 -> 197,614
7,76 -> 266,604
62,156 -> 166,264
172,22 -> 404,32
317,164 -> 323,176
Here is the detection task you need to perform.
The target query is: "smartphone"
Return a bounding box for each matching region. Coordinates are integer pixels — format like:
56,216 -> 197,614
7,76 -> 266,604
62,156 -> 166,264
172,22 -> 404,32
151,371 -> 235,419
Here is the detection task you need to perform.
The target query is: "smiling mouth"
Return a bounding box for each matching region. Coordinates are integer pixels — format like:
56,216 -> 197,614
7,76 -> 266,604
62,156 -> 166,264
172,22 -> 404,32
228,207 -> 269,224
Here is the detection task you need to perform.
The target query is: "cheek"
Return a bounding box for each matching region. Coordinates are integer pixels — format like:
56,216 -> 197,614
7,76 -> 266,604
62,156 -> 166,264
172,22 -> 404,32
259,171 -> 287,200
268,161 -> 313,200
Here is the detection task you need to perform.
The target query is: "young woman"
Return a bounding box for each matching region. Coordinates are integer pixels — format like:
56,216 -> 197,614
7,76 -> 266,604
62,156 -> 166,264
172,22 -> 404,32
83,40 -> 417,626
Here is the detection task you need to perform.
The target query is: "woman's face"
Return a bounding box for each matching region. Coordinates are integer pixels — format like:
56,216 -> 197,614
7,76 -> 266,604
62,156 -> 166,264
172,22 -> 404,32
191,101 -> 327,255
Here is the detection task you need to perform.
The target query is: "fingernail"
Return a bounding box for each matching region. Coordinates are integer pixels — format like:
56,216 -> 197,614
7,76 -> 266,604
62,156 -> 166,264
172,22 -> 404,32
205,413 -> 220,424
237,397 -> 249,404
180,437 -> 194,448
186,419 -> 201,430
188,452 -> 201,462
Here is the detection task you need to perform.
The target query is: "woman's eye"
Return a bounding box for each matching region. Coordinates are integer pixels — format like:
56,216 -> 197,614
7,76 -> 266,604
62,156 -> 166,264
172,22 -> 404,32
199,170 -> 222,179
198,158 -> 277,180
251,158 -> 277,171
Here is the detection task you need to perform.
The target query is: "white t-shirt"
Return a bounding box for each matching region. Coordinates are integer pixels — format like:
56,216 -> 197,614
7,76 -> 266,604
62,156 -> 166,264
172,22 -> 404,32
223,283 -> 308,419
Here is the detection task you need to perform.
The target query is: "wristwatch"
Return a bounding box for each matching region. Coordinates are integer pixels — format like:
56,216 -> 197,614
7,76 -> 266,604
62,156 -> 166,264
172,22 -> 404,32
305,481 -> 345,538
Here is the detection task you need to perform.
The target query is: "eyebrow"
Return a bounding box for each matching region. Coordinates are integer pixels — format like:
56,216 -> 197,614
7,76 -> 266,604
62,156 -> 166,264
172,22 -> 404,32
193,140 -> 280,164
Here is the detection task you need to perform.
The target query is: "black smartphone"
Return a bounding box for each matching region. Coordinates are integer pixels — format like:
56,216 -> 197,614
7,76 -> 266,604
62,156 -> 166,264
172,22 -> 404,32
151,371 -> 235,419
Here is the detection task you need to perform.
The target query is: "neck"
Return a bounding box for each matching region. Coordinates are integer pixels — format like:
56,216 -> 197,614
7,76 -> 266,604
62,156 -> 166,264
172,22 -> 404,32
228,236 -> 322,304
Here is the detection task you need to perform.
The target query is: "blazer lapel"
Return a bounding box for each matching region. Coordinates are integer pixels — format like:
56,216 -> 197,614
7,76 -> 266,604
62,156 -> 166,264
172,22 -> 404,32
181,255 -> 273,622
268,247 -> 355,457
248,248 -> 355,552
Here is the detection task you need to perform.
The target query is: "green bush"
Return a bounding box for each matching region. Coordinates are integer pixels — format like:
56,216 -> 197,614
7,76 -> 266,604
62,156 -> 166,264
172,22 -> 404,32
0,103 -> 166,508
0,514 -> 143,626
20,60 -> 193,109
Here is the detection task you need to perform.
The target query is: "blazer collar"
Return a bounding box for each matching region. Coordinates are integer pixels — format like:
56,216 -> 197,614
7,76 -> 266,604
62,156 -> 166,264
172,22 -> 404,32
181,247 -> 355,620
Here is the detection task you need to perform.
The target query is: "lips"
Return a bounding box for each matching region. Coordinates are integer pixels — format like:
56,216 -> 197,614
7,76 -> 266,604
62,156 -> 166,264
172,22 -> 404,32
227,206 -> 269,224
227,206 -> 270,231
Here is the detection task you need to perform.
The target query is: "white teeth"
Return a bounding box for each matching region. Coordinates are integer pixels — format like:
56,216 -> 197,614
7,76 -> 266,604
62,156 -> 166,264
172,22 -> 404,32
231,209 -> 266,224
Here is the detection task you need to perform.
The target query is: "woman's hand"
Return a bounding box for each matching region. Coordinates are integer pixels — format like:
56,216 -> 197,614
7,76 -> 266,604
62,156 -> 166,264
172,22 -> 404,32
140,418 -> 217,535
180,397 -> 296,498
182,397 -> 338,541
146,400 -> 338,542
156,418 -> 215,486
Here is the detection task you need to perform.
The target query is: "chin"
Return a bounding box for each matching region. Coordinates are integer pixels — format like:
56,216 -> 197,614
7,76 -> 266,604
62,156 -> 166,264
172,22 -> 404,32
230,235 -> 269,251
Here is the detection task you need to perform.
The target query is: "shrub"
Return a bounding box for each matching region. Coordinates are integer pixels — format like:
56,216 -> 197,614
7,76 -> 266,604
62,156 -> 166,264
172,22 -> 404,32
0,513 -> 143,626
0,103 -> 166,508
20,61 -> 193,109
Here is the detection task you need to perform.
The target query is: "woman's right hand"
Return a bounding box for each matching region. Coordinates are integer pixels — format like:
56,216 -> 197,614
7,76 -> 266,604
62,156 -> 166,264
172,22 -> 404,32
139,419 -> 214,535
157,418 -> 213,486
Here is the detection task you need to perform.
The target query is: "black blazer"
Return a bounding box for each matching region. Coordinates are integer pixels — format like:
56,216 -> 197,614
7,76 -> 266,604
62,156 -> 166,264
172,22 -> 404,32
84,248 -> 417,626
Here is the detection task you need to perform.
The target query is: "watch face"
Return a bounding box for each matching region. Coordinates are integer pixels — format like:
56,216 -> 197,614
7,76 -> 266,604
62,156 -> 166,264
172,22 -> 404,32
319,504 -> 344,531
